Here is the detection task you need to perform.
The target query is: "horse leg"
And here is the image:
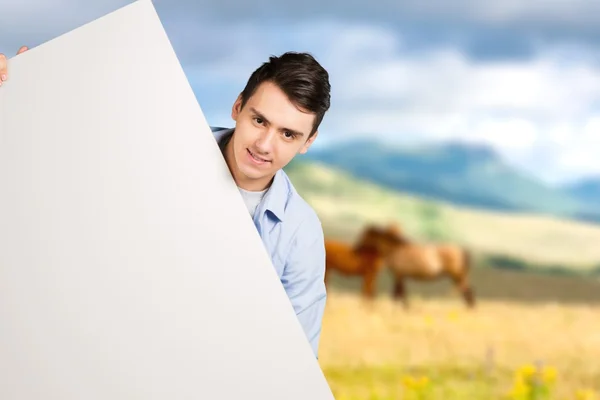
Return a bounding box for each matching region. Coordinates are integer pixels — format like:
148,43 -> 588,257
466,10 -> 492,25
362,268 -> 378,300
463,286 -> 476,308
392,276 -> 408,309
459,249 -> 476,308
452,275 -> 475,308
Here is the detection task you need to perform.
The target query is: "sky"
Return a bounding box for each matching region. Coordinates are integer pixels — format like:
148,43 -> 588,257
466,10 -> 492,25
2,0 -> 600,185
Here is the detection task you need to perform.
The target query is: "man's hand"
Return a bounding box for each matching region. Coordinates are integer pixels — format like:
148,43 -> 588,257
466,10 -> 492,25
0,46 -> 29,87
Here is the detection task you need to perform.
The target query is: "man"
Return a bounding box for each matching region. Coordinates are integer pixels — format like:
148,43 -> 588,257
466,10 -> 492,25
0,48 -> 331,358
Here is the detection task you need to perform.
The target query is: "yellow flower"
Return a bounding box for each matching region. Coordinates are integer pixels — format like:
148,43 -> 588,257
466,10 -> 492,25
415,376 -> 429,389
508,378 -> 530,397
517,363 -> 537,378
513,379 -> 529,393
402,375 -> 416,388
576,389 -> 597,400
401,374 -> 430,393
541,366 -> 557,384
447,311 -> 459,321
514,363 -> 538,385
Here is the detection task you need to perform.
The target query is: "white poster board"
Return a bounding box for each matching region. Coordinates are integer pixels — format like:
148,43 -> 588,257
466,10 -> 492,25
0,1 -> 334,399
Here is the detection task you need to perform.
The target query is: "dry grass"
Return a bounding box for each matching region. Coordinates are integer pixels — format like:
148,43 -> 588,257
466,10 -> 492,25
446,207 -> 600,268
318,291 -> 600,399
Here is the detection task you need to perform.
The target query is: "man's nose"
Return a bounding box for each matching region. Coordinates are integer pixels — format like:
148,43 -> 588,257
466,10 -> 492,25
255,129 -> 276,153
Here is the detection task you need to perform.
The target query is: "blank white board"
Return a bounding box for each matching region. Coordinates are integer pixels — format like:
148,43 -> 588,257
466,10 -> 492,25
0,1 -> 335,399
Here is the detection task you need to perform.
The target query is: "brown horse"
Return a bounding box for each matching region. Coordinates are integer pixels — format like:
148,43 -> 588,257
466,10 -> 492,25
324,225 -> 401,299
356,223 -> 476,308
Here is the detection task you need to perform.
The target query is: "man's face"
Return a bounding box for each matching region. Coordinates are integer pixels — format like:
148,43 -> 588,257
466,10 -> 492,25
227,81 -> 319,191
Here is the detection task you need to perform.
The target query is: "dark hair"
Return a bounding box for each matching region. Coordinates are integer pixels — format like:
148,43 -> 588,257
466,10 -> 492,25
239,51 -> 331,138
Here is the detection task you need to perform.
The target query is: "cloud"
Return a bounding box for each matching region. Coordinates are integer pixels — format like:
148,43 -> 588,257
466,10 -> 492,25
320,33 -> 600,182
168,16 -> 600,184
0,0 -> 132,50
180,19 -> 600,184
3,1 -> 600,183
167,0 -> 600,63
165,0 -> 600,29
400,0 -> 600,26
4,0 -> 600,64
555,117 -> 600,178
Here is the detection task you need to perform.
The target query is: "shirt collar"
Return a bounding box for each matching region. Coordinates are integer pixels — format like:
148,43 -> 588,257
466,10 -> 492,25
212,126 -> 289,222
258,169 -> 289,222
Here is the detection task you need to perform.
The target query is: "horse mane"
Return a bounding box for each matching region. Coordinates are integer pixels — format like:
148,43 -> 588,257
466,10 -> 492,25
351,225 -> 383,255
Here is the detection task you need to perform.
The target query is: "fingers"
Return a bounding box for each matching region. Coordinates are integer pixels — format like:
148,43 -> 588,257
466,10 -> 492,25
0,46 -> 28,86
0,53 -> 6,85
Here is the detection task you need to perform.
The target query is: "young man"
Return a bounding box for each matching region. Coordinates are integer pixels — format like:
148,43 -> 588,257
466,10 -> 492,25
0,48 -> 331,358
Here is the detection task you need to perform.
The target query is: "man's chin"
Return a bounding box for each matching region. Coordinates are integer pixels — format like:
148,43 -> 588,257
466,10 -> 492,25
239,166 -> 272,181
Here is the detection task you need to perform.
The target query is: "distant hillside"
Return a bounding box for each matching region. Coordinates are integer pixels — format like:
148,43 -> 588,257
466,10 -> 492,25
564,177 -> 600,202
300,138 -> 600,223
561,177 -> 600,223
284,160 -> 600,271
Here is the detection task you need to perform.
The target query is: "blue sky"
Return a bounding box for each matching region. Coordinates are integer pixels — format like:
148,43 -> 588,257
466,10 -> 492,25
2,0 -> 600,185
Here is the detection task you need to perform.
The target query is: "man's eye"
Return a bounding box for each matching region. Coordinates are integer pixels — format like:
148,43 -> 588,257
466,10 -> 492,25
254,117 -> 263,124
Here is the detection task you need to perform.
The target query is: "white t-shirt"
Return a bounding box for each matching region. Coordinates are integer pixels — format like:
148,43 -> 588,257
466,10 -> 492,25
238,187 -> 268,218
215,128 -> 269,218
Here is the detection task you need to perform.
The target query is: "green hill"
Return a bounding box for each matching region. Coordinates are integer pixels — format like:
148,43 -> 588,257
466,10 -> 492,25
284,160 -> 600,273
300,139 -> 600,223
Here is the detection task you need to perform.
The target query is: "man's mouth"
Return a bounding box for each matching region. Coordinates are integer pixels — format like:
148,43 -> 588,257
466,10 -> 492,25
247,149 -> 271,164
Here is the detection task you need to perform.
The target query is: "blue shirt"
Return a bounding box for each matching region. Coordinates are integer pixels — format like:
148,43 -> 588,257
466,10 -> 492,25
211,127 -> 327,358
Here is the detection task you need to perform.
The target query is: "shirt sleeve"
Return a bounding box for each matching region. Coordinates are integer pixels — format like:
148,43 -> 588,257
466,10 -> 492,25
280,214 -> 327,359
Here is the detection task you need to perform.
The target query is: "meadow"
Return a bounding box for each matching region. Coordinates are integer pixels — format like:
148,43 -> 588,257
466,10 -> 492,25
318,291 -> 600,400
287,161 -> 600,399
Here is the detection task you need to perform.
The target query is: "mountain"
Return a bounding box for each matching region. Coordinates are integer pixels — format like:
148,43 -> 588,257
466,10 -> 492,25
282,160 -> 600,270
561,178 -> 600,223
298,138 -> 600,222
563,178 -> 600,204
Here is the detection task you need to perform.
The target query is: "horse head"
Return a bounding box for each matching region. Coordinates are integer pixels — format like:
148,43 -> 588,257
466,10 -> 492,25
353,223 -> 407,256
380,223 -> 410,250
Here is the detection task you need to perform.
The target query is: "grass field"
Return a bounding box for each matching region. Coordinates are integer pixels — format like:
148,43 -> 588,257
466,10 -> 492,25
287,161 -> 600,399
318,291 -> 600,400
287,162 -> 600,271
326,259 -> 600,306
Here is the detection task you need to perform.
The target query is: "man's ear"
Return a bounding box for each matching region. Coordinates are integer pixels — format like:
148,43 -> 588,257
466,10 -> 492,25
231,95 -> 243,120
299,130 -> 319,154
